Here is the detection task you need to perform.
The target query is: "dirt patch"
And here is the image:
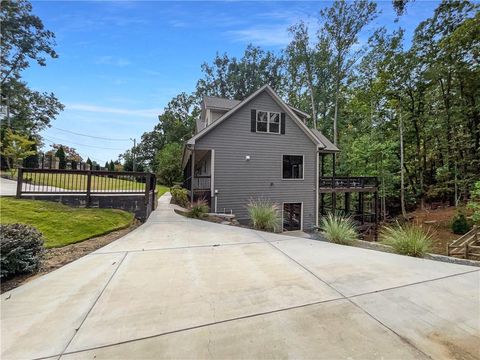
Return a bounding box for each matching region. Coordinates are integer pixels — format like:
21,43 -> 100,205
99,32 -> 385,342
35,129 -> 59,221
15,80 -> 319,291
408,207 -> 461,255
1,221 -> 140,294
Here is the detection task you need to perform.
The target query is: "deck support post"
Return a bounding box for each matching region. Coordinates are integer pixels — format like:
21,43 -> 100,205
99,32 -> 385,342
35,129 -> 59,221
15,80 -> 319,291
359,192 -> 364,224
320,193 -> 324,216
345,192 -> 350,214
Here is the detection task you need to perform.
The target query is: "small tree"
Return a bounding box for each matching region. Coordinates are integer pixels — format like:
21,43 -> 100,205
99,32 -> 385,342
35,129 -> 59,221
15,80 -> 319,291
109,160 -> 115,171
55,146 -> 66,169
0,129 -> 36,176
86,157 -> 93,169
155,142 -> 183,186
467,181 -> 480,225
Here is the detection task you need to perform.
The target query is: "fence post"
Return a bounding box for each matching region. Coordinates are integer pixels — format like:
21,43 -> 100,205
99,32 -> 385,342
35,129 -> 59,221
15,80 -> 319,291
86,170 -> 92,207
465,244 -> 469,260
16,167 -> 23,198
144,173 -> 151,204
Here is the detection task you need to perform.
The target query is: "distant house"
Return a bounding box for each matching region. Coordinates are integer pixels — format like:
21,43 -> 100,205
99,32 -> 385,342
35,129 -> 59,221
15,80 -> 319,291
182,85 -> 377,232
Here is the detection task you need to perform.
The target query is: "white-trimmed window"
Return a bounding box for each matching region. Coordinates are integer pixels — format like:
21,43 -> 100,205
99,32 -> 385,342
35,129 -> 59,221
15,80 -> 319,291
256,111 -> 268,132
269,112 -> 280,133
282,155 -> 304,179
256,111 -> 280,134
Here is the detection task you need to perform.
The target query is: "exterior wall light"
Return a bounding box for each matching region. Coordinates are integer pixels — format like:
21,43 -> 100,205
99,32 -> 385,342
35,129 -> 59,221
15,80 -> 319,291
246,155 -> 251,161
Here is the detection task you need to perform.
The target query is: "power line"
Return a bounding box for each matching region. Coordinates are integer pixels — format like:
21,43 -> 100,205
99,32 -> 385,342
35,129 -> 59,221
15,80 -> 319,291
50,126 -> 131,141
42,137 -> 108,165
43,135 -> 127,151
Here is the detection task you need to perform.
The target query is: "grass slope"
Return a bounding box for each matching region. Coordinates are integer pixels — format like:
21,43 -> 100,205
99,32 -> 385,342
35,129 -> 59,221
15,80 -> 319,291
22,173 -> 144,191
0,197 -> 134,248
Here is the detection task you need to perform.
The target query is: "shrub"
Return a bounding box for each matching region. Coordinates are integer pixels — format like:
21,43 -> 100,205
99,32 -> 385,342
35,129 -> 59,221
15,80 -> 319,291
247,198 -> 280,232
320,213 -> 357,245
188,199 -> 209,218
1,224 -> 45,279
467,181 -> 480,225
451,212 -> 471,235
380,223 -> 432,257
170,186 -> 189,207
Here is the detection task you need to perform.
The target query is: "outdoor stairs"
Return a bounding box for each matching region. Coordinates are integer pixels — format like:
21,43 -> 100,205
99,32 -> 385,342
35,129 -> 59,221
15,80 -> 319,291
447,226 -> 480,260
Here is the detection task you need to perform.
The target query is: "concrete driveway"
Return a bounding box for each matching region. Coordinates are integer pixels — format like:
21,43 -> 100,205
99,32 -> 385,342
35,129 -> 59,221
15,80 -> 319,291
1,194 -> 479,360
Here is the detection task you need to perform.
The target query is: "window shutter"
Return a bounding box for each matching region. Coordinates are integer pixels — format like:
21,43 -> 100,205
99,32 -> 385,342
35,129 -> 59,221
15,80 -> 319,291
251,109 -> 256,132
280,112 -> 286,134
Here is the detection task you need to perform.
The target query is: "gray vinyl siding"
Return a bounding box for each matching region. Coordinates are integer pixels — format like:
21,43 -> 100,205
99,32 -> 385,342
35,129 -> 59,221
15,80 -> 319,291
196,90 -> 317,230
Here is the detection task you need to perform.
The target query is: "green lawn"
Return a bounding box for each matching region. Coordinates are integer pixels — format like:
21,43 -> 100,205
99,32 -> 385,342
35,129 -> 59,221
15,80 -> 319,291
21,173 -> 144,191
156,185 -> 169,197
0,197 -> 134,248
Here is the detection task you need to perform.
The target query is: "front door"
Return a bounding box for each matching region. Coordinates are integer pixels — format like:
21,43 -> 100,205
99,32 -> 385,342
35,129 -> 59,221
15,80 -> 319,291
283,203 -> 302,231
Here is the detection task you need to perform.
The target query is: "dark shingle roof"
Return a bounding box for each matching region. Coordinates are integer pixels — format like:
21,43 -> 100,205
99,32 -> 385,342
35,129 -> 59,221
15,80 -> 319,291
310,128 -> 340,152
203,96 -> 241,110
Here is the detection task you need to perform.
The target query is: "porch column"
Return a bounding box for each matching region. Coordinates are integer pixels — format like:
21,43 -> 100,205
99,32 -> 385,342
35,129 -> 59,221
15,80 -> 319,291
190,150 -> 195,203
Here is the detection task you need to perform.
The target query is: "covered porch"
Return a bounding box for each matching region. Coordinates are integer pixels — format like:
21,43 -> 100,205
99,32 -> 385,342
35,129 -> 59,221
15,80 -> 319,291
182,147 -> 214,206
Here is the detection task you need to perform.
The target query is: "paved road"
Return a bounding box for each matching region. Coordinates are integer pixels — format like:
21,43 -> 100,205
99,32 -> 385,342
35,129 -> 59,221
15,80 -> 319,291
0,178 -> 17,196
0,177 -> 67,196
1,194 -> 479,359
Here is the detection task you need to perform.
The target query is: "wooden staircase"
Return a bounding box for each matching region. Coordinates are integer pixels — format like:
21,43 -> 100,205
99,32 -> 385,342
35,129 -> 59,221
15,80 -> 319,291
447,226 -> 480,260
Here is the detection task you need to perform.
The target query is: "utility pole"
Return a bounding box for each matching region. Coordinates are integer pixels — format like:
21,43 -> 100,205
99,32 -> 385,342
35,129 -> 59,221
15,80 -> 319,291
130,138 -> 136,172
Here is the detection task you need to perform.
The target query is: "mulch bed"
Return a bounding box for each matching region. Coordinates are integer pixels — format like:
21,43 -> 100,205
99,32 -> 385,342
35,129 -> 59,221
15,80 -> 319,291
1,221 -> 140,294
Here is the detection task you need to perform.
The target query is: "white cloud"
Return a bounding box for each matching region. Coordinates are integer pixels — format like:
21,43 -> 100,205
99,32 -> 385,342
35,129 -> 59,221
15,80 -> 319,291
227,25 -> 291,47
66,104 -> 163,118
94,56 -> 132,67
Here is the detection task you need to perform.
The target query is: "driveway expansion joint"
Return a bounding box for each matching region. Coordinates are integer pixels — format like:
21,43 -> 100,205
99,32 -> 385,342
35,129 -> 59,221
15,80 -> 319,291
54,297 -> 346,358
57,252 -> 129,359
254,232 -> 434,359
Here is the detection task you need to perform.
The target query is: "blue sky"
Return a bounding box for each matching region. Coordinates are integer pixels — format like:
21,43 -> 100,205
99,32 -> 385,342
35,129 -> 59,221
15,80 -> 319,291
24,0 -> 440,165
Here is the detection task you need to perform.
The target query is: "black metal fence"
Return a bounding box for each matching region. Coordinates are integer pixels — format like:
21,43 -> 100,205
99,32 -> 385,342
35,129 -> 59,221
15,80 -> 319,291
16,168 -> 156,206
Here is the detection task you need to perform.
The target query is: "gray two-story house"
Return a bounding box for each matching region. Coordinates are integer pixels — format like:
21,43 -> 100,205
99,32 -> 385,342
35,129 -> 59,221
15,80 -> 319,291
182,85 -> 339,232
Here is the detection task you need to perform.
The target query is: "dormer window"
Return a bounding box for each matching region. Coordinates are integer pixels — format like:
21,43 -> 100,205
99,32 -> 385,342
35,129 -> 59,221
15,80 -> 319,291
256,110 -> 280,134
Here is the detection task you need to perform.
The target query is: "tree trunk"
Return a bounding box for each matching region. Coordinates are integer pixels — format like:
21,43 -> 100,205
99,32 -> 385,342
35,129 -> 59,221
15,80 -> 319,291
308,82 -> 317,129
399,107 -> 407,219
333,78 -> 339,146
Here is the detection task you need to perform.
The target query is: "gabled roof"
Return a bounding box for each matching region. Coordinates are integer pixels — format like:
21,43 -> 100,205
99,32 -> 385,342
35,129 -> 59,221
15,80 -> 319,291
188,85 -> 338,152
203,96 -> 241,110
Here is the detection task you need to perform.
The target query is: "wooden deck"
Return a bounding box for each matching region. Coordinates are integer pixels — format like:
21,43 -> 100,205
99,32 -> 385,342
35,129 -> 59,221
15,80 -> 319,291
319,176 -> 378,193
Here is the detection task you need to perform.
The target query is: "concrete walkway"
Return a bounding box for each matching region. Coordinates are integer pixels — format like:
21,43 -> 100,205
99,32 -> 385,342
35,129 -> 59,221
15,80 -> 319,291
1,193 -> 479,360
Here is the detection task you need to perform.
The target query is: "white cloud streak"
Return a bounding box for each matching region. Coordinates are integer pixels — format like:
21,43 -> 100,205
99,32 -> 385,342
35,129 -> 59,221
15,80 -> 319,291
66,104 -> 162,118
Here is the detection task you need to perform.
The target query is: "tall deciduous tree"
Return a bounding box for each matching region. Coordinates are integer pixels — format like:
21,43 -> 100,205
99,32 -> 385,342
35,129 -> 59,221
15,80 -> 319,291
196,45 -> 284,100
319,0 -> 377,145
0,0 -> 63,137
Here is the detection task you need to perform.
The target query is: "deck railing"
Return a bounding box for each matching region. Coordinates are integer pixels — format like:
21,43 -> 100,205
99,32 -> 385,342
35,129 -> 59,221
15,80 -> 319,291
319,176 -> 378,189
183,175 -> 211,191
16,168 -> 156,206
